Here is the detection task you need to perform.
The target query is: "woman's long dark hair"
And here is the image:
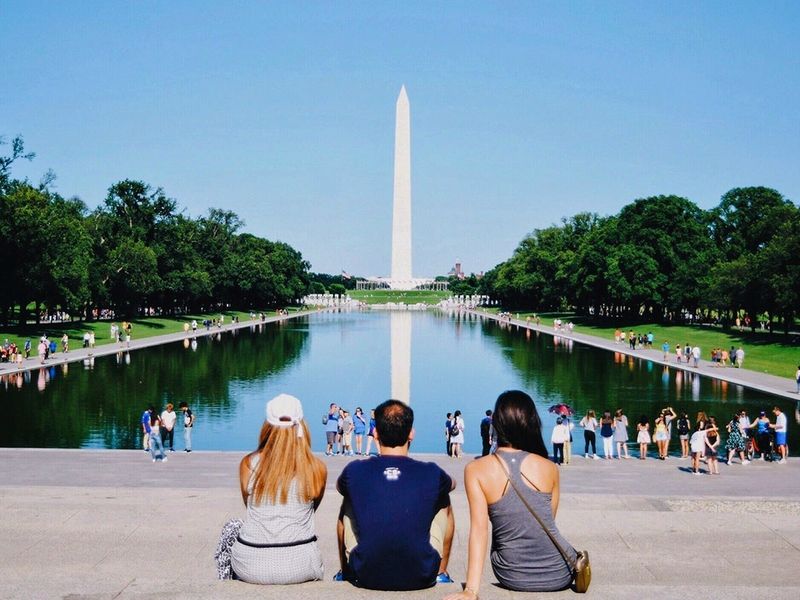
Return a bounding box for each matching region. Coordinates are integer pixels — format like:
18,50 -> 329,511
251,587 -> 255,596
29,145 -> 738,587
492,390 -> 548,458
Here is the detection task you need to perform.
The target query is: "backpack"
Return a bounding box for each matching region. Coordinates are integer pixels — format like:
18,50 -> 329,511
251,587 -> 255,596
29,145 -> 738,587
677,418 -> 689,435
449,421 -> 460,437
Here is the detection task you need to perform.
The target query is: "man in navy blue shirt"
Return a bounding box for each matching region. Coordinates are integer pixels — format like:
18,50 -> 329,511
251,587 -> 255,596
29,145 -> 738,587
336,400 -> 455,590
480,409 -> 493,456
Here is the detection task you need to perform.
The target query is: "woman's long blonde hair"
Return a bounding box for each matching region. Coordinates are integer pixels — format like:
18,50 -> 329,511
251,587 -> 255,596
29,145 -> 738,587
248,420 -> 326,505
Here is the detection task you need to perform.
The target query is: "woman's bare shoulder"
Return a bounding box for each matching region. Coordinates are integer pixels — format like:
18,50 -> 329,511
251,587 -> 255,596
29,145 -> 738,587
520,453 -> 557,489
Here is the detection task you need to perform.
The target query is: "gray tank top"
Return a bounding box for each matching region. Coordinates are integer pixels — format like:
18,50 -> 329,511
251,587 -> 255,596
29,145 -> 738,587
489,450 -> 576,592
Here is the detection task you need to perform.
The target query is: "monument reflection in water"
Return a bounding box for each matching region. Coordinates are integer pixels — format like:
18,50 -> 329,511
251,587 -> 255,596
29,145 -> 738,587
0,311 -> 795,454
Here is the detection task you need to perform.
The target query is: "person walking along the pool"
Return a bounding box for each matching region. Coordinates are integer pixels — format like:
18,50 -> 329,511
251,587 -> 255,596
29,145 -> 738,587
579,410 -> 598,459
599,411 -> 615,459
613,409 -> 630,459
443,390 -> 580,598
224,394 -> 327,584
179,401 -> 194,452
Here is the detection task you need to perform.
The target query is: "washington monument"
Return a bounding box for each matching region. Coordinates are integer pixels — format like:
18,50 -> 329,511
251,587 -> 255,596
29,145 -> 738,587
391,85 -> 412,285
355,86 -> 444,291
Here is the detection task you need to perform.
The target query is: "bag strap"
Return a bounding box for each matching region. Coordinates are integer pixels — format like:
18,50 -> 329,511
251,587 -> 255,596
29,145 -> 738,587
493,453 -> 576,572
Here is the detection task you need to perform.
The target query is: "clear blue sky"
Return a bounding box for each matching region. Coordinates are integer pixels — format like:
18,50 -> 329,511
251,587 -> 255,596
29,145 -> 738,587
2,1 -> 799,277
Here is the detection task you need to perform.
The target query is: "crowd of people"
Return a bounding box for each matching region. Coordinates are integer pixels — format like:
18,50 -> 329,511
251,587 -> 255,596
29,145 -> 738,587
613,328 -> 748,370
140,402 -> 195,462
323,404 -> 374,456
560,405 -> 790,471
216,390 -> 583,596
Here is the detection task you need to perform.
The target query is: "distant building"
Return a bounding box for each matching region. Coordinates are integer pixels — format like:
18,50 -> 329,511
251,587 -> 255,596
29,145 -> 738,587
449,260 -> 465,280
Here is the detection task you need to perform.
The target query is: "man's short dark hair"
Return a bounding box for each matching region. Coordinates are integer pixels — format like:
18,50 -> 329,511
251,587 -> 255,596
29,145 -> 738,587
375,400 -> 413,448
486,410 -> 492,416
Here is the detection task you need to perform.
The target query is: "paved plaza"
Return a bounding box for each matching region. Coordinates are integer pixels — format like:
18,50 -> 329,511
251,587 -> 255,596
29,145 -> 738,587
1,448 -> 799,599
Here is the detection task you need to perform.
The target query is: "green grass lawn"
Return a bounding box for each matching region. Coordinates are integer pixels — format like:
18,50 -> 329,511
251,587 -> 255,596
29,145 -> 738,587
0,310 -> 285,351
478,308 -> 799,379
576,321 -> 799,379
349,290 -> 451,305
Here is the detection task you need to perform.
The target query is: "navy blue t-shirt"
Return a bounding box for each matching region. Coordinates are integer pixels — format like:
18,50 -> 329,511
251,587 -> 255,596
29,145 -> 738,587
337,455 -> 453,590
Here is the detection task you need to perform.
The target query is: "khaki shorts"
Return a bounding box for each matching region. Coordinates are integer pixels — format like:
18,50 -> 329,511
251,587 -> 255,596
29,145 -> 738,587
341,501 -> 448,560
343,433 -> 352,445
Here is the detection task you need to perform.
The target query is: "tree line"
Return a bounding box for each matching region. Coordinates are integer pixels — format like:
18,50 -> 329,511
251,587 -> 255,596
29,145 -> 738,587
479,188 -> 800,333
0,137 -> 310,325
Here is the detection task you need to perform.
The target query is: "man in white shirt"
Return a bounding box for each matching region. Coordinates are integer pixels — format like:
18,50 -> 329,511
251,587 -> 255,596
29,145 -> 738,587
160,403 -> 178,452
692,346 -> 701,368
772,406 -> 788,464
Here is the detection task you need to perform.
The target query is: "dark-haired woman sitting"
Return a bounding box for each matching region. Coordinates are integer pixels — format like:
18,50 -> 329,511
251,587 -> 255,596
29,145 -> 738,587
443,390 -> 578,599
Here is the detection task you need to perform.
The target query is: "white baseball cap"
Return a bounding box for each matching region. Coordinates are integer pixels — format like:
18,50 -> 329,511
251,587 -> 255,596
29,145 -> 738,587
265,394 -> 304,434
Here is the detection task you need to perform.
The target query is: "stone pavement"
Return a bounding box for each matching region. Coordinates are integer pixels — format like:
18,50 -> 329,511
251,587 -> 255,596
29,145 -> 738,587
472,310 -> 800,402
1,449 -> 799,599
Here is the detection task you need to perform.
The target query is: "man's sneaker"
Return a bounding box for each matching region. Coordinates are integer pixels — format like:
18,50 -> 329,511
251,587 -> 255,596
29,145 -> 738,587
592,454 -> 599,460
332,571 -> 345,582
435,572 -> 454,584
325,451 -> 332,456
742,460 -> 750,465
778,458 -> 787,464
152,458 -> 156,463
162,457 -> 168,462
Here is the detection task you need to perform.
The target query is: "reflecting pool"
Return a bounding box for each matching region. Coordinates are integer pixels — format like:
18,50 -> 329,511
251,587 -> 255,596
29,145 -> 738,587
1,311 -> 795,454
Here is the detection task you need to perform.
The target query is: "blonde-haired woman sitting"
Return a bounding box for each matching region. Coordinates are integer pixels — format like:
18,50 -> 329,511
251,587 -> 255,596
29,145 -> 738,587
222,394 -> 327,584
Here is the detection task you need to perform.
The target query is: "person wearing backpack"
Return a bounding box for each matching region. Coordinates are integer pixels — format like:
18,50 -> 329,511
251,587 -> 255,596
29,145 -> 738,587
450,410 -> 465,458
676,412 -> 691,459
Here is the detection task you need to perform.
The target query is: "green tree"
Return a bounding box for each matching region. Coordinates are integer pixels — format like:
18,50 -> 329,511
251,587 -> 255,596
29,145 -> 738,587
709,187 -> 797,329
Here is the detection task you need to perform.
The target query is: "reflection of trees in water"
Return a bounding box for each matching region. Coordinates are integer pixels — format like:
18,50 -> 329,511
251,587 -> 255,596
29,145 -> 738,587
0,319 -> 309,448
479,320 -> 795,440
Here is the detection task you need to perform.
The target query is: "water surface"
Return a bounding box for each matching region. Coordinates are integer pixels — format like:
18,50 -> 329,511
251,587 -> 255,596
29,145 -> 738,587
1,311 -> 794,454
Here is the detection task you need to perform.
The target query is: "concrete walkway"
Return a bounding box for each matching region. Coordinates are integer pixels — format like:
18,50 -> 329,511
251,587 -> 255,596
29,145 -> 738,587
471,310 -> 800,402
1,449 -> 799,599
0,310 -> 316,376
